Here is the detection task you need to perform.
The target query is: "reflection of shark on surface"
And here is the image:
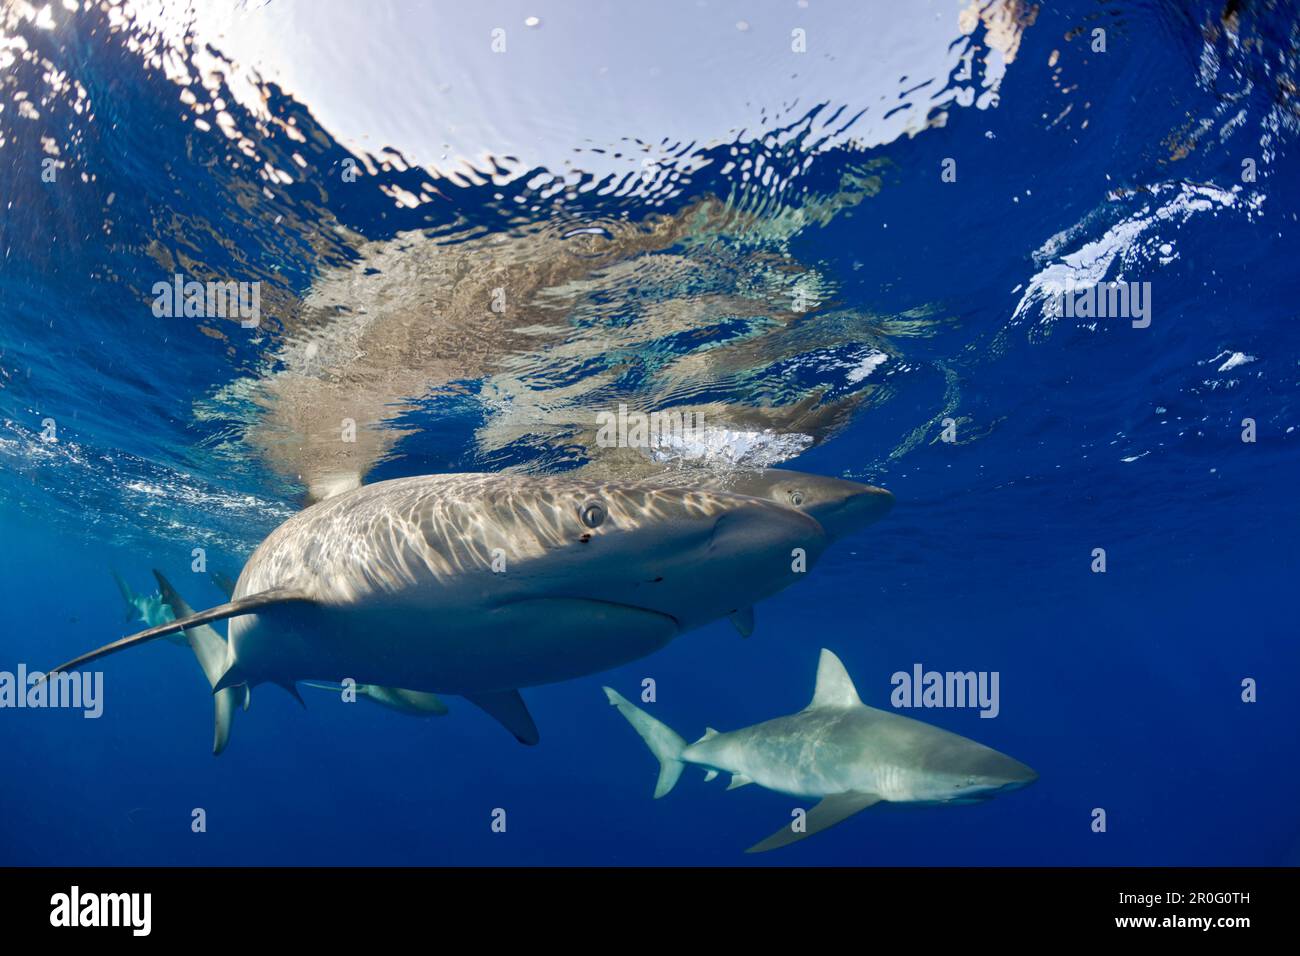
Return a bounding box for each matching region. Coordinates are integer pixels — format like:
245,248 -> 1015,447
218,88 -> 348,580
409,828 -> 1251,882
50,471 -> 853,752
213,169 -> 890,501
604,649 -> 1036,852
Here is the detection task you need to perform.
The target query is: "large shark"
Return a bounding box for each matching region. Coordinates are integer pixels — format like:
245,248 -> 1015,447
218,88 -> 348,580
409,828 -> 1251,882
604,648 -> 1037,852
205,570 -> 451,719
44,472 -> 847,750
300,682 -> 450,717
642,467 -> 893,544
151,570 -> 250,754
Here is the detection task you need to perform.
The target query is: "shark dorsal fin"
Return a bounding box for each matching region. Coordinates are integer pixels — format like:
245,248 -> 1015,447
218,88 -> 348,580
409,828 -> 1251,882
807,648 -> 862,710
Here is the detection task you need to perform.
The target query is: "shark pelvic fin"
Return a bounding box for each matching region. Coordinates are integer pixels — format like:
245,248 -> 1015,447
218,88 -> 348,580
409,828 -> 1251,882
704,770 -> 719,782
603,686 -> 687,798
807,648 -> 863,710
465,689 -> 540,745
746,791 -> 882,853
38,588 -> 312,685
729,607 -> 755,638
726,774 -> 753,791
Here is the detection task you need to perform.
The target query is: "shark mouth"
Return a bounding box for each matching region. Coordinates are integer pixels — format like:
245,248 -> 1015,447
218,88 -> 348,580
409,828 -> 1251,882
498,596 -> 682,633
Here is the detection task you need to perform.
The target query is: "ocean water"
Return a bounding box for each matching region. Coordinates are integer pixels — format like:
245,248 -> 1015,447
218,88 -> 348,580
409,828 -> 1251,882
1,0 -> 1298,867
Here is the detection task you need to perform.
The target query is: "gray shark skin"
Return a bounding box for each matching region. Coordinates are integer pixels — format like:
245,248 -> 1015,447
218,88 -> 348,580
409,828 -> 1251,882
604,648 -> 1036,853
150,570 -> 250,755
639,467 -> 894,543
301,681 -> 450,717
47,472 -> 835,751
111,571 -> 180,642
216,566 -> 452,719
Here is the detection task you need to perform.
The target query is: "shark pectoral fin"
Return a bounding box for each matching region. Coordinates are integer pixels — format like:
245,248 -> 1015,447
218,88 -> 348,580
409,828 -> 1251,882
465,689 -> 540,746
726,774 -> 753,791
276,681 -> 307,709
745,791 -> 882,854
729,607 -> 755,638
704,770 -> 719,782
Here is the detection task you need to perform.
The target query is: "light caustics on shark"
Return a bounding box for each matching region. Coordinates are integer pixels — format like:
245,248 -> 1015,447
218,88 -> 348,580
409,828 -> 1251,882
46,469 -> 892,752
604,648 -> 1037,853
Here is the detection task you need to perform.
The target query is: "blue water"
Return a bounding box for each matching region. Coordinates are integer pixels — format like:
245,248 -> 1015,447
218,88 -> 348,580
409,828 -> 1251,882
2,1 -> 1299,866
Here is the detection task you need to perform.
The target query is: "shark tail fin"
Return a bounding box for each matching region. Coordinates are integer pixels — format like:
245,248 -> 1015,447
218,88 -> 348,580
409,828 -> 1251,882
152,570 -> 249,755
603,687 -> 687,798
38,588 -> 311,686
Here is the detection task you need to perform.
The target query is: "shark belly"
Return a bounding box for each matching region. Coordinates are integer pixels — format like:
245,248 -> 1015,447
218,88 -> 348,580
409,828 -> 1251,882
230,595 -> 679,694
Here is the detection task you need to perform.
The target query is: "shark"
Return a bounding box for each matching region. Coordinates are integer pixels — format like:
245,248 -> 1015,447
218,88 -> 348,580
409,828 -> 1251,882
603,648 -> 1037,852
205,570 -> 451,719
111,571 -> 179,637
299,682 -> 450,717
44,471 -> 853,751
208,167 -> 891,504
150,570 -> 251,754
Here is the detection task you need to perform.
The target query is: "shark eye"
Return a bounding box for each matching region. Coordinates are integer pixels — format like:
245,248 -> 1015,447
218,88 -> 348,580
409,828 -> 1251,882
787,490 -> 805,507
579,500 -> 607,529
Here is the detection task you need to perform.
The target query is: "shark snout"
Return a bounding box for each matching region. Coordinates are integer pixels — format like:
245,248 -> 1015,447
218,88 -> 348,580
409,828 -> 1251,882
805,480 -> 894,541
708,497 -> 828,560
981,755 -> 1038,794
1008,761 -> 1039,788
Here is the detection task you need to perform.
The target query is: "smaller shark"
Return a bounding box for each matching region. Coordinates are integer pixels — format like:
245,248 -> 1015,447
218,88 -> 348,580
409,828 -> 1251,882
604,648 -> 1037,852
111,571 -> 180,641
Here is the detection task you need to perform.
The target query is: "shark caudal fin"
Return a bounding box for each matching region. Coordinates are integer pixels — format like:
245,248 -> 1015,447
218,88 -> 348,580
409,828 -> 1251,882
603,687 -> 687,798
152,570 -> 250,755
39,587 -> 311,687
